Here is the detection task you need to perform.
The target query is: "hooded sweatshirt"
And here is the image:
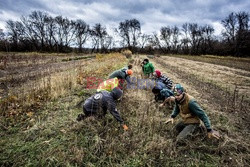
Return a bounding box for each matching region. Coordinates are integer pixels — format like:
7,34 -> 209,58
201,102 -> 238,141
83,90 -> 123,123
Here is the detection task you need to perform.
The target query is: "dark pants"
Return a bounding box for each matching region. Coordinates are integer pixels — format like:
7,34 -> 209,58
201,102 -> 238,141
83,107 -> 94,116
155,94 -> 165,102
77,107 -> 104,121
83,107 -> 106,118
174,122 -> 202,143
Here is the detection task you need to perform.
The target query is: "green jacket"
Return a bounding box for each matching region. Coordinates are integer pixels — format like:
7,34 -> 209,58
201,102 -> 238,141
171,94 -> 211,131
143,62 -> 155,75
109,69 -> 131,84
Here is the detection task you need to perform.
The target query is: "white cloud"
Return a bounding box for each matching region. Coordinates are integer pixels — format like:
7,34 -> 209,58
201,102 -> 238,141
0,11 -> 21,32
211,21 -> 224,36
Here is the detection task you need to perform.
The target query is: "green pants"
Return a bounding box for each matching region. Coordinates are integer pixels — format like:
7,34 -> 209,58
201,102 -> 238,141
174,122 -> 201,142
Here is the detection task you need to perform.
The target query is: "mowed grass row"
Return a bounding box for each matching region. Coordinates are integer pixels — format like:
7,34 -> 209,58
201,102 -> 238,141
164,54 -> 250,72
151,55 -> 250,166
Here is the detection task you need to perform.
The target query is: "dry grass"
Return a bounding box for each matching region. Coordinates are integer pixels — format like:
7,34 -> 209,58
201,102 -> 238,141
165,54 -> 250,72
1,53 -> 249,166
0,52 -> 127,126
159,55 -> 250,102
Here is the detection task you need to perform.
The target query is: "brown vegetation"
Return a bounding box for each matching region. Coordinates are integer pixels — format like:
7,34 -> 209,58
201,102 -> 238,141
0,53 -> 249,166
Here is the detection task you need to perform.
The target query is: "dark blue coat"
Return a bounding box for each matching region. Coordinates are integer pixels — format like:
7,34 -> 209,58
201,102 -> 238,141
83,91 -> 123,123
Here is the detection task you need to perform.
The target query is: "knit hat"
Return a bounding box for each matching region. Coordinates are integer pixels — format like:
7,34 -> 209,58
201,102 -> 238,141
110,87 -> 123,100
127,69 -> 133,76
154,69 -> 161,77
175,84 -> 185,94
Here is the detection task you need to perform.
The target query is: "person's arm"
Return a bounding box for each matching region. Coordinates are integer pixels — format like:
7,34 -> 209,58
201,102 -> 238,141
107,101 -> 124,123
160,89 -> 173,105
171,103 -> 180,118
164,77 -> 173,89
109,71 -> 117,79
150,63 -> 155,73
189,100 -> 212,131
164,104 -> 179,124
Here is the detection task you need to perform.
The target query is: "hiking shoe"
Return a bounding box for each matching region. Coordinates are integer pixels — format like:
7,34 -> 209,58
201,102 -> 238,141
76,114 -> 85,121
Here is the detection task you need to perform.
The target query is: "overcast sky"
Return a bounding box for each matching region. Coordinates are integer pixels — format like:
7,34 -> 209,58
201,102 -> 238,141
0,0 -> 249,36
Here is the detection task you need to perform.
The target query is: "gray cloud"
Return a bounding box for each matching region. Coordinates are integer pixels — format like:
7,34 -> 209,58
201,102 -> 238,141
0,0 -> 249,35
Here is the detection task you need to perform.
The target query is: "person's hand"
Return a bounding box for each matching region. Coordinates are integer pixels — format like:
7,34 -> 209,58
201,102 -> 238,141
164,118 -> 174,124
182,113 -> 192,119
159,103 -> 165,107
123,124 -> 128,131
207,130 -> 220,139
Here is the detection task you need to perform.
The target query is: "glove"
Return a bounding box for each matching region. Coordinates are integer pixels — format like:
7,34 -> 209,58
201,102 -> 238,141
164,118 -> 174,124
159,103 -> 165,107
123,124 -> 128,131
207,130 -> 220,139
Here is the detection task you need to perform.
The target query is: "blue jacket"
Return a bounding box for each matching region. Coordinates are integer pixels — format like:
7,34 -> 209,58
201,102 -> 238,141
160,88 -> 174,98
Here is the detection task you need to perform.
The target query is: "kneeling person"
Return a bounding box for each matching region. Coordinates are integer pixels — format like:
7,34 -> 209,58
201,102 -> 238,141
165,84 -> 220,142
77,88 -> 128,130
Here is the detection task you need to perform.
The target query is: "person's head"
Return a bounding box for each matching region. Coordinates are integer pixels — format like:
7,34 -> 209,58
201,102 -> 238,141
128,64 -> 133,69
111,87 -> 123,100
143,59 -> 149,64
153,69 -> 161,78
152,86 -> 161,95
174,83 -> 185,100
126,69 -> 133,76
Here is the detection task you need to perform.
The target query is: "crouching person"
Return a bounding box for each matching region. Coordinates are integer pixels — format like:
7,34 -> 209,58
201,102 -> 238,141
165,84 -> 220,144
152,82 -> 175,108
152,82 -> 167,102
76,88 -> 128,131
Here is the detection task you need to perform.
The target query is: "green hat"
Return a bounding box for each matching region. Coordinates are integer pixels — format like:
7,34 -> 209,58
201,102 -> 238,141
175,84 -> 185,94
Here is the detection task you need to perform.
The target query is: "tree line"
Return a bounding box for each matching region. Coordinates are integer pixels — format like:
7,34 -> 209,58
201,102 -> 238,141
0,10 -> 249,56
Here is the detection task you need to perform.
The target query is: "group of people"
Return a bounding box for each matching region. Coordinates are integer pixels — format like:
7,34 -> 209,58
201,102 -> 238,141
142,58 -> 220,142
76,65 -> 133,130
77,57 -> 220,143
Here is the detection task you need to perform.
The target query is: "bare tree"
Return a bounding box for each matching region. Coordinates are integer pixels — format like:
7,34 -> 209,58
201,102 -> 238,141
139,33 -> 151,49
90,23 -> 108,53
181,23 -> 190,54
235,12 -> 249,56
222,12 -> 237,43
54,16 -> 76,52
198,25 -> 215,54
171,26 -> 180,53
44,16 -> 57,51
74,19 -> 89,52
6,20 -> 27,51
222,11 -> 249,56
28,11 -> 48,51
129,19 -> 141,48
118,19 -> 141,50
160,26 -> 171,52
148,32 -> 164,53
0,29 -> 7,51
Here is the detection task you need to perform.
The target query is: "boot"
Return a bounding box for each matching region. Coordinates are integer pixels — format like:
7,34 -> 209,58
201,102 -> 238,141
76,114 -> 86,121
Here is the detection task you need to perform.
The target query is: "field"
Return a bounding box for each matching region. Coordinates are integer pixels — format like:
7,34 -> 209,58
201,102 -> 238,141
0,53 -> 250,166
